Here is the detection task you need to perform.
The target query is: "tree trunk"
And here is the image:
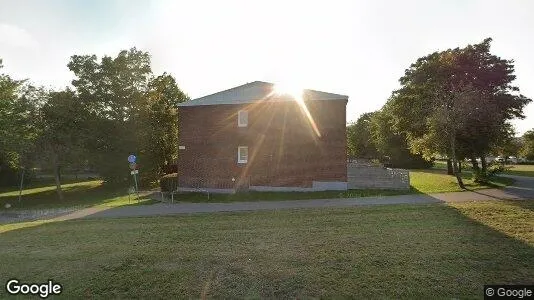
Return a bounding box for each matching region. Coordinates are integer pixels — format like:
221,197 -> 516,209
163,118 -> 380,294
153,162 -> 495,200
480,156 -> 487,174
458,160 -> 462,173
446,159 -> 453,175
470,156 -> 479,172
53,157 -> 64,201
450,136 -> 465,189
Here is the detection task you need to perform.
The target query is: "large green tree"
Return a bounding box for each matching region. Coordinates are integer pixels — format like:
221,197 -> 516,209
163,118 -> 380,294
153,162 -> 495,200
347,112 -> 378,160
387,38 -> 531,186
67,49 -> 188,185
0,59 -> 42,186
67,48 -> 152,184
346,109 -> 432,168
369,107 -> 432,169
139,73 -> 189,181
37,89 -> 87,199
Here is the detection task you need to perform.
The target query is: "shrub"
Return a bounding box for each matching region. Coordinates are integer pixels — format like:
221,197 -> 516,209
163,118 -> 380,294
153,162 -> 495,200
487,163 -> 507,176
473,162 -> 507,183
387,155 -> 433,169
159,173 -> 178,192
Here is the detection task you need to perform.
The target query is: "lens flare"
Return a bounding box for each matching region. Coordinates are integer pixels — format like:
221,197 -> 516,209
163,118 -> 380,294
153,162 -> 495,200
273,83 -> 321,138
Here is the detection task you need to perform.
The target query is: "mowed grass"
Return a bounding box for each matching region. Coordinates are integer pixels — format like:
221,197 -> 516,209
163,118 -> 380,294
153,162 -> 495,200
504,164 -> 534,177
0,168 -> 515,208
409,169 -> 513,194
0,180 -> 154,210
0,201 -> 532,298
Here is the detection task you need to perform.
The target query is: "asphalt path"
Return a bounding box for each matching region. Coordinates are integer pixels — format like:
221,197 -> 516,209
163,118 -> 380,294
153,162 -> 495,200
79,174 -> 534,220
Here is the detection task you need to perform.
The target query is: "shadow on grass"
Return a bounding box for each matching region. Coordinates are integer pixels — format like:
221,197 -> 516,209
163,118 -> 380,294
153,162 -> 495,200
0,180 -> 130,210
0,177 -> 100,193
0,201 -> 532,298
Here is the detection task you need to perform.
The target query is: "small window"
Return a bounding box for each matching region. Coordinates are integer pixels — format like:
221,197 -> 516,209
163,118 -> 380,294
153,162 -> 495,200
238,110 -> 248,127
238,146 -> 248,164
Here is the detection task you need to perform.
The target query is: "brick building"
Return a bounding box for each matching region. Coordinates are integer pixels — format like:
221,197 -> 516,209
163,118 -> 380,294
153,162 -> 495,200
177,81 -> 348,192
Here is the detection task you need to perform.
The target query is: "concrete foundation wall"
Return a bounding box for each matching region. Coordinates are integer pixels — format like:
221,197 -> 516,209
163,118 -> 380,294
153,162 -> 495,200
176,181 -> 348,194
250,181 -> 347,192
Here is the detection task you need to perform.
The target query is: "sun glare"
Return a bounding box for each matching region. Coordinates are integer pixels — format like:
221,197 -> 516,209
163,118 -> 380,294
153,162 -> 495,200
272,82 -> 321,138
273,83 -> 304,101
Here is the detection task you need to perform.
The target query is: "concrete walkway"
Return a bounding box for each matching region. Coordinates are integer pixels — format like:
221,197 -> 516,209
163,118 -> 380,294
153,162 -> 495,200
80,174 -> 534,220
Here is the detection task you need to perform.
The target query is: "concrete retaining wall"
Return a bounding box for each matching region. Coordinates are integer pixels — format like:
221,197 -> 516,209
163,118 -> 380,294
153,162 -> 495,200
348,164 -> 410,190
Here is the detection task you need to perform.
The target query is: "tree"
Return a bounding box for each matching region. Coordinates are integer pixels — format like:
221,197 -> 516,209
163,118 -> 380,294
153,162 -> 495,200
521,129 -> 534,161
494,135 -> 522,161
37,89 -> 87,200
0,59 -> 41,186
67,49 -> 189,185
387,38 -> 531,187
369,107 -> 432,169
139,73 -> 189,182
347,112 -> 378,160
68,48 -> 152,184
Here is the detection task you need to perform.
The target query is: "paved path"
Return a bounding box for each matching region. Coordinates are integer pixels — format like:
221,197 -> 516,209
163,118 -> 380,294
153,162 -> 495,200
80,174 -> 534,220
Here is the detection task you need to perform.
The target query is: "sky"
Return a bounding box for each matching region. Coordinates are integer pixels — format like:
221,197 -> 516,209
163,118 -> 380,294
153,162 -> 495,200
1,0 -> 533,135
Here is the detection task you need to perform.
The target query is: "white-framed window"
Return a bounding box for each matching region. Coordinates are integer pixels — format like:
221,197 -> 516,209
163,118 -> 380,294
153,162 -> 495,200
238,110 -> 248,127
238,146 -> 248,164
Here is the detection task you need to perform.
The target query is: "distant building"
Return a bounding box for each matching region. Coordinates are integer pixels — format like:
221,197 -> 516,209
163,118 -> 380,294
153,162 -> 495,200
177,81 -> 348,192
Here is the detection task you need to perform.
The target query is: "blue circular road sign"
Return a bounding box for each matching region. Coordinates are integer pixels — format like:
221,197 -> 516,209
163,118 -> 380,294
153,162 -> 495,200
128,155 -> 136,163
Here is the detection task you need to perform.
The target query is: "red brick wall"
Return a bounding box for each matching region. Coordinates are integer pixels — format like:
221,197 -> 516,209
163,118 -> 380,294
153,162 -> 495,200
177,99 -> 347,188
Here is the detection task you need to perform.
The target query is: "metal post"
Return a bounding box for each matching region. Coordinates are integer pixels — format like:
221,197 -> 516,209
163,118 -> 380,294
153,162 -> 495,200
18,168 -> 25,203
133,173 -> 139,202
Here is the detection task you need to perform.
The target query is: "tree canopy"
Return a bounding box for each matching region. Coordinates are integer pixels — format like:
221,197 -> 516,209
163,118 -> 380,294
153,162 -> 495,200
67,48 -> 188,184
346,109 -> 432,169
386,38 -> 531,185
0,51 -> 188,192
346,38 -> 531,187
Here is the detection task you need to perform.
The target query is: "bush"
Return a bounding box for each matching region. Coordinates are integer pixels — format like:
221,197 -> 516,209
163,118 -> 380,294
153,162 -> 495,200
473,162 -> 507,183
473,170 -> 489,183
386,155 -> 433,169
487,163 -> 507,176
159,173 -> 178,192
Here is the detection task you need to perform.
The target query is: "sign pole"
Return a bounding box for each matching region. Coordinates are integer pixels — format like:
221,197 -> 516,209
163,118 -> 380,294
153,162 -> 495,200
127,154 -> 139,202
133,172 -> 139,202
18,168 -> 25,204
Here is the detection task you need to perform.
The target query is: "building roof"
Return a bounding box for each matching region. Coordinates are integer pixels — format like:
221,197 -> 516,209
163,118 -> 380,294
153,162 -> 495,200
177,81 -> 349,107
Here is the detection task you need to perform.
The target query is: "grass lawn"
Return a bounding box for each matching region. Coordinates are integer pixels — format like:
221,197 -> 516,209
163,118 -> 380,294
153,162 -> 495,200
0,201 -> 532,298
504,164 -> 534,177
0,168 -> 515,208
0,180 -> 155,210
409,169 -> 513,194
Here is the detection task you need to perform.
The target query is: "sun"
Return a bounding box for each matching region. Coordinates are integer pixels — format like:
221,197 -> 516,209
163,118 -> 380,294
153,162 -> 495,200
272,83 -> 304,101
